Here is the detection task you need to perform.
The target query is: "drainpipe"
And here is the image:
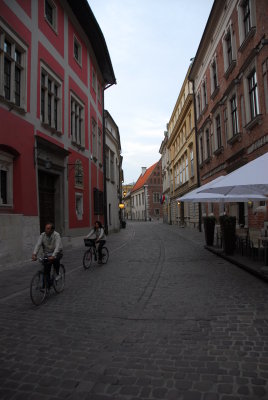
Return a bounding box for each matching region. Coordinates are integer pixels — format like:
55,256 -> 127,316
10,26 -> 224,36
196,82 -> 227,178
190,77 -> 202,232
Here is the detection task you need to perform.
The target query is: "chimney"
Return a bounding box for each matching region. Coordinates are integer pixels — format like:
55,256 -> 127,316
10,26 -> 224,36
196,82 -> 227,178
141,167 -> 146,176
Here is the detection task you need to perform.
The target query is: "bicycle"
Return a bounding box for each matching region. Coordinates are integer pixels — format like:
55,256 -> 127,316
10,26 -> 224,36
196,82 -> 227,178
30,257 -> 65,306
83,238 -> 109,269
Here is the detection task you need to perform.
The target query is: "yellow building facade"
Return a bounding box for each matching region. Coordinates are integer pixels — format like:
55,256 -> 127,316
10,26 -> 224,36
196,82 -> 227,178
167,67 -> 199,227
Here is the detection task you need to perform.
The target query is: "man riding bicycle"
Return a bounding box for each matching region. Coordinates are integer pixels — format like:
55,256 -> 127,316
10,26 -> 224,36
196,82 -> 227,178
32,222 -> 63,282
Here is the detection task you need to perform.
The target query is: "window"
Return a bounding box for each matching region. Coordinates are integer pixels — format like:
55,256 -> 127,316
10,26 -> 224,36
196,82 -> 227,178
223,27 -> 236,74
45,0 -> 57,31
243,0 -> 251,37
179,164 -> 182,184
238,0 -> 256,48
0,151 -> 13,206
0,25 -> 27,110
230,95 -> 238,135
93,188 -> 103,215
215,115 -> 222,149
197,93 -> 201,117
74,160 -> 83,187
225,31 -> 232,67
153,193 -> 160,203
185,156 -> 188,181
97,82 -> 101,103
98,128 -> 102,165
75,193 -> 83,220
199,135 -> 204,164
110,151 -> 115,182
190,149 -> 194,177
263,59 -> 268,114
73,36 -> 82,65
188,113 -> 192,131
210,59 -> 218,94
71,94 -> 84,147
105,148 -> 109,179
182,159 -> 186,183
91,119 -> 97,159
92,69 -> 97,92
202,80 -> 207,109
41,66 -> 62,132
248,69 -> 259,119
223,108 -> 228,138
205,129 -> 210,158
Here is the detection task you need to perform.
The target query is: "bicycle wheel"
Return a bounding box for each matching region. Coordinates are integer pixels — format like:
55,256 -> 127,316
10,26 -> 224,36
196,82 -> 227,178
101,247 -> 109,264
30,271 -> 47,306
83,248 -> 93,269
53,264 -> 65,293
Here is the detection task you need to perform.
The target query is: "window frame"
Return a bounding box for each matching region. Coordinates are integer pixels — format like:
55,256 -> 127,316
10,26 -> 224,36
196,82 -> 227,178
91,118 -> 97,160
210,59 -> 218,95
44,0 -> 57,32
248,69 -> 259,120
70,92 -> 85,148
73,35 -> 82,66
41,63 -> 62,133
215,114 -> 222,149
230,95 -> 239,136
0,22 -> 27,111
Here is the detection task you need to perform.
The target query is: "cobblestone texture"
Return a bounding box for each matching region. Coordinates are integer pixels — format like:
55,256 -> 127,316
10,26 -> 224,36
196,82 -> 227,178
0,221 -> 268,399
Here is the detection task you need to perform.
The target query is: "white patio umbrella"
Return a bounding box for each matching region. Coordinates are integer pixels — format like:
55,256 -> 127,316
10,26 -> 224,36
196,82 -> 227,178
198,152 -> 268,197
177,175 -> 267,203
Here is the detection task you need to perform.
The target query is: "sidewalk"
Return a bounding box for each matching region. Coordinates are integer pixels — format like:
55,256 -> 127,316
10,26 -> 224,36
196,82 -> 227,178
177,224 -> 268,283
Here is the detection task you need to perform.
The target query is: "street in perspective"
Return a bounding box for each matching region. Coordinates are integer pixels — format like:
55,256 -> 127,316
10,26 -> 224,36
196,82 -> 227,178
1,221 -> 268,400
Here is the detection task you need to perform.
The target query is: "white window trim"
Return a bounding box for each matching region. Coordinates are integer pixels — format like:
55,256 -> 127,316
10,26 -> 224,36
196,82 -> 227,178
44,0 -> 57,33
40,62 -> 62,133
0,21 -> 27,112
0,151 -> 14,207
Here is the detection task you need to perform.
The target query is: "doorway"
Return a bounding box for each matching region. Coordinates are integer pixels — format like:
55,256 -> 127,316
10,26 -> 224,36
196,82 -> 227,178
38,170 -> 56,233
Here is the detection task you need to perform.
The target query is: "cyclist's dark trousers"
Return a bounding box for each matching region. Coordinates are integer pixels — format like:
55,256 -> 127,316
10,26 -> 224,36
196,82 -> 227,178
98,240 -> 106,259
44,255 -> 62,286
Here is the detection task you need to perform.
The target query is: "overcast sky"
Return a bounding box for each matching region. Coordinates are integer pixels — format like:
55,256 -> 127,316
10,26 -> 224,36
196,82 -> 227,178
89,0 -> 214,184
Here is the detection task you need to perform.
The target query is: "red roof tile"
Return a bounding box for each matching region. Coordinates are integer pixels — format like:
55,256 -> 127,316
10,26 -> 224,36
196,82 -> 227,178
132,162 -> 158,192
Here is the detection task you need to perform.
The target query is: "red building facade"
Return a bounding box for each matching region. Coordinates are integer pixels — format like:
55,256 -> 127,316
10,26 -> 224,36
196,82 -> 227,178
0,0 -> 116,265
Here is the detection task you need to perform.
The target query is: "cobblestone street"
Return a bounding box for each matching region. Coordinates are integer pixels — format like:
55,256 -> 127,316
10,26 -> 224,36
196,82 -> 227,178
1,221 -> 268,400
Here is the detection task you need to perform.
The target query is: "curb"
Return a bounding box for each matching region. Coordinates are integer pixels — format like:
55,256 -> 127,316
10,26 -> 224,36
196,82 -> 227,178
204,245 -> 268,283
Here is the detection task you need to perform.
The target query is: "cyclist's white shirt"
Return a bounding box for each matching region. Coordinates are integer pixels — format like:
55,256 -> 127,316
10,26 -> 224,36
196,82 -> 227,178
33,231 -> 63,257
86,227 -> 106,240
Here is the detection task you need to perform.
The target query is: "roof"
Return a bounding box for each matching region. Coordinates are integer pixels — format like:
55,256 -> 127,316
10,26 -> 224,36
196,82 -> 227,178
67,0 -> 116,85
132,162 -> 158,193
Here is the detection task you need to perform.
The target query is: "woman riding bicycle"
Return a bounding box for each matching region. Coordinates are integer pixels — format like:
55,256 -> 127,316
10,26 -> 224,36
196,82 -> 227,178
86,221 -> 106,264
